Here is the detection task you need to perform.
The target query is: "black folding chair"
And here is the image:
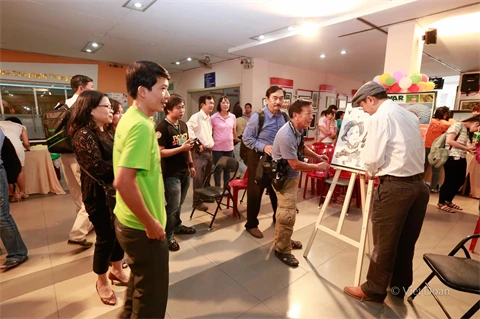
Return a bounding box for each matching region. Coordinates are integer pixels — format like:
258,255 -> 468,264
408,234 -> 480,319
190,156 -> 240,230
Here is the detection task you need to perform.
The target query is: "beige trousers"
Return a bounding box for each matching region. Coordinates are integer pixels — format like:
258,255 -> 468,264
60,153 -> 92,241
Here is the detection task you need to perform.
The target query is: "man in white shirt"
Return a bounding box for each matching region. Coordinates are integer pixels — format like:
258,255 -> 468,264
62,75 -> 95,247
344,81 -> 429,303
187,95 -> 215,211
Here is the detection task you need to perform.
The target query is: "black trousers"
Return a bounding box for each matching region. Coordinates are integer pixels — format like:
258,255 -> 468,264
83,183 -> 123,275
439,157 -> 467,204
115,218 -> 169,319
245,149 -> 277,230
361,179 -> 429,302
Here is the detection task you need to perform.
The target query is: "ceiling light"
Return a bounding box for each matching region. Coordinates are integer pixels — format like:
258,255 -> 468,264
300,20 -> 318,37
320,54 -> 326,59
81,41 -> 104,53
259,35 -> 265,40
429,11 -> 480,36
288,26 -> 295,31
341,50 -> 347,54
122,0 -> 157,12
187,57 -> 192,62
175,61 -> 180,65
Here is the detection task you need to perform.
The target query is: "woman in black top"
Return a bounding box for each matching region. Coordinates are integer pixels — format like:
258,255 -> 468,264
68,90 -> 127,306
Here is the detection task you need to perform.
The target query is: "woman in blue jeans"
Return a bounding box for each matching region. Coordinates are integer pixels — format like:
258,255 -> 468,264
0,130 -> 28,270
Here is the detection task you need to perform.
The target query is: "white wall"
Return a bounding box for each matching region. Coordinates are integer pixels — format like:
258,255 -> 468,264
435,75 -> 459,109
171,58 -> 365,117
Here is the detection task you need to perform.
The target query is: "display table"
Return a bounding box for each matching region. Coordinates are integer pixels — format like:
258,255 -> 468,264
467,152 -> 480,198
24,147 -> 66,195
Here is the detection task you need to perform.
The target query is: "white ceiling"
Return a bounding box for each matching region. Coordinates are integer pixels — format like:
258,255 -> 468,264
1,0 -> 479,82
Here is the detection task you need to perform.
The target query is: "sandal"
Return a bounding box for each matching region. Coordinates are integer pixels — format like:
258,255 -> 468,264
437,203 -> 456,214
291,240 -> 303,250
274,250 -> 299,267
445,202 -> 462,211
174,225 -> 197,235
168,237 -> 180,251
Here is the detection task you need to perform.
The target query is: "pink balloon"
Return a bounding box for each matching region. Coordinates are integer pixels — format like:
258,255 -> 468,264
393,71 -> 405,82
421,74 -> 429,82
408,84 -> 420,93
389,83 -> 401,93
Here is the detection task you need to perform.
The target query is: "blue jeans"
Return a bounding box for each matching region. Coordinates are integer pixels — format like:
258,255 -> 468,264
424,148 -> 440,190
212,151 -> 233,188
0,168 -> 27,262
164,175 -> 190,238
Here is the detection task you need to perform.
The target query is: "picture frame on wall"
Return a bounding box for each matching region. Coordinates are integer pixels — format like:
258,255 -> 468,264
312,92 -> 319,108
326,96 -> 337,108
459,99 -> 480,111
285,92 -> 292,101
262,98 -> 267,108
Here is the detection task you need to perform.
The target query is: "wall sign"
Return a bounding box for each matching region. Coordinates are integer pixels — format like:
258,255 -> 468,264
204,72 -> 216,88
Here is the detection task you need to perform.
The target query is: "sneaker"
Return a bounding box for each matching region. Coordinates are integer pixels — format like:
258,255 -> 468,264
168,237 -> 180,251
68,239 -> 93,248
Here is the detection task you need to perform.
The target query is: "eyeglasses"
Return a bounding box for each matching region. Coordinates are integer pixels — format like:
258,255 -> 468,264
97,104 -> 113,110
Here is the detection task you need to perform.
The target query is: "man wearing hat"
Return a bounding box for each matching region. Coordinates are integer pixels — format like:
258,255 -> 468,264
344,81 -> 429,303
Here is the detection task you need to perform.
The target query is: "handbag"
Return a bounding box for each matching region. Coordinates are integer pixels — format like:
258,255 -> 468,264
80,166 -> 116,218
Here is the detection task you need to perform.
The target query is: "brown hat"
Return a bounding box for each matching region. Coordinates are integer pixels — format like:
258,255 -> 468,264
351,81 -> 388,107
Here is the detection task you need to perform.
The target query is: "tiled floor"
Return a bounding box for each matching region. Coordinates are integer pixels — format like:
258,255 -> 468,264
1,184 -> 479,319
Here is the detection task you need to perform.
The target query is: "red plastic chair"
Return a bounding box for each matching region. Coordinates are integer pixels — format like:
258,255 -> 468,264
469,216 -> 480,253
227,169 -> 248,218
302,147 -> 334,199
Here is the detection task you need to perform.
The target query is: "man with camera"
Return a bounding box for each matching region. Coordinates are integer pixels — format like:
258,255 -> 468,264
271,99 -> 329,267
187,95 -> 215,211
242,86 -> 289,238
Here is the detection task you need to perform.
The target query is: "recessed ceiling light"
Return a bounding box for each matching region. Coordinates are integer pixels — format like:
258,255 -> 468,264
81,41 -> 104,53
320,54 -> 326,59
341,50 -> 347,54
122,0 -> 156,12
258,35 -> 265,40
288,26 -> 295,31
175,61 -> 180,65
187,57 -> 192,61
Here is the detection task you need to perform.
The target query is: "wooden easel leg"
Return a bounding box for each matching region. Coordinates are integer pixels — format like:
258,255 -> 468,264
304,169 -> 341,258
336,173 -> 357,233
359,175 -> 371,257
354,179 -> 374,286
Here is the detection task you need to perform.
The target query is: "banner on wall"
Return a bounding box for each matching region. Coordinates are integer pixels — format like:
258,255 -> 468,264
0,62 -> 98,85
388,91 -> 437,140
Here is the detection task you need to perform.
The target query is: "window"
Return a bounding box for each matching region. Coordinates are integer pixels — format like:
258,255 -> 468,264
0,82 -> 69,139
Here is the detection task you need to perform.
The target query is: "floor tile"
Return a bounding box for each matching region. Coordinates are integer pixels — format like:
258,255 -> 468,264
237,303 -> 282,319
0,286 -> 58,319
167,267 -> 260,319
168,241 -> 216,285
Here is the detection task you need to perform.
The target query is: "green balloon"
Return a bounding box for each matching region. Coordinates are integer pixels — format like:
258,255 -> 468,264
410,73 -> 422,84
385,77 -> 396,86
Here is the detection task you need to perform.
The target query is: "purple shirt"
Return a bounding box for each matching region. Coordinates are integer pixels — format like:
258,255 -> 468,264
211,112 -> 236,151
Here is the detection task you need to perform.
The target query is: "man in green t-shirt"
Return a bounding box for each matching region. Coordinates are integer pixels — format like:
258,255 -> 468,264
113,60 -> 170,318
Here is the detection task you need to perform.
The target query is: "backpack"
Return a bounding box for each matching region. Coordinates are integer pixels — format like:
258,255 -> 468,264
428,126 -> 462,168
240,110 -> 288,163
41,102 -> 74,153
1,135 -> 22,184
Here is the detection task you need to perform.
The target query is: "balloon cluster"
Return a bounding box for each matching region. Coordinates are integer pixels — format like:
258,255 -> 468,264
373,71 -> 435,93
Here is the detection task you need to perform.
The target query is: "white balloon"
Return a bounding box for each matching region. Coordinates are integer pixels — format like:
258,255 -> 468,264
373,75 -> 381,84
399,77 -> 413,89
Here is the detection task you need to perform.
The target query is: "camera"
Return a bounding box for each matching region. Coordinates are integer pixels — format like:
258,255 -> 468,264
192,138 -> 202,149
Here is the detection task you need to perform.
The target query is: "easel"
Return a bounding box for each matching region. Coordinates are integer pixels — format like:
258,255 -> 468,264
303,165 -> 375,286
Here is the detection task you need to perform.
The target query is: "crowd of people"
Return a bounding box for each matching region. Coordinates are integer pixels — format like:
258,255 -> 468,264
1,64 -> 479,318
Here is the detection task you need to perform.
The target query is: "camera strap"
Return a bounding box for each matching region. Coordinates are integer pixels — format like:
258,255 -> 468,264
288,121 -> 305,157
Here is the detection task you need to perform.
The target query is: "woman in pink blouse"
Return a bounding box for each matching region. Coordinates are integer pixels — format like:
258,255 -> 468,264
210,96 -> 239,187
